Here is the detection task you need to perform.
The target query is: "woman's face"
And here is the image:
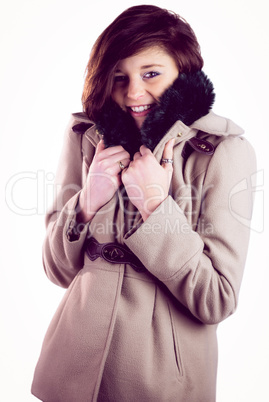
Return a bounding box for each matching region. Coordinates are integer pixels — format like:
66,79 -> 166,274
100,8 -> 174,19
111,47 -> 179,129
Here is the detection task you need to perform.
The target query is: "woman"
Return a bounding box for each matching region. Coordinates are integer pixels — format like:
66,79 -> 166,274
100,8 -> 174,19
32,5 -> 256,402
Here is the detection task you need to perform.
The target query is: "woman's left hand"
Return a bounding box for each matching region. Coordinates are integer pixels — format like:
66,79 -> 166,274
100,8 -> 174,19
122,138 -> 175,221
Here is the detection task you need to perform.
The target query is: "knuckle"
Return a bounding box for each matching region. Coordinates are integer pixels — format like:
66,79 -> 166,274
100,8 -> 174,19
145,153 -> 152,161
98,159 -> 110,170
106,166 -> 114,175
123,149 -> 130,157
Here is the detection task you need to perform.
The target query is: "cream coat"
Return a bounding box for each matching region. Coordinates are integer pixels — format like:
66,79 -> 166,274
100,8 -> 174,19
32,111 -> 256,401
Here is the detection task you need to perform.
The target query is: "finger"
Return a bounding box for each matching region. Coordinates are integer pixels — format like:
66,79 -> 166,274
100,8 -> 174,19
162,138 -> 175,159
96,145 -> 130,167
139,145 -> 152,156
133,151 -> 142,161
161,138 -> 175,168
117,158 -> 130,172
121,158 -> 131,167
95,138 -> 106,154
111,150 -> 131,167
97,141 -> 130,158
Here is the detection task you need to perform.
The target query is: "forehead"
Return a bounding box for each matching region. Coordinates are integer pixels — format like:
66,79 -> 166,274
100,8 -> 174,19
116,46 -> 176,71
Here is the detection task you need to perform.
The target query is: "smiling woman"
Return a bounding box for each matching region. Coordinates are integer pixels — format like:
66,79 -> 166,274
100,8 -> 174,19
31,4 -> 256,402
112,47 -> 179,129
82,4 -> 203,122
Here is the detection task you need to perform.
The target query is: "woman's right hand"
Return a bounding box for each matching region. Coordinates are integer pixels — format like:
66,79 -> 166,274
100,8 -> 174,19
77,139 -> 130,223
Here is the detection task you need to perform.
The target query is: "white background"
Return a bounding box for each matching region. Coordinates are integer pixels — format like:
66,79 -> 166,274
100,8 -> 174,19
1,0 -> 268,401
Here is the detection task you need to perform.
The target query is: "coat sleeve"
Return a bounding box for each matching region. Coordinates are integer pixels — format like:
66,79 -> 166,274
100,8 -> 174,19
124,136 -> 256,324
42,116 -> 94,288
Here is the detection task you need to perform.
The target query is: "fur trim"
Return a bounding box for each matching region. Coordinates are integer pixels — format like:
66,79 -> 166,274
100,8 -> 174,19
95,99 -> 141,154
95,70 -> 215,155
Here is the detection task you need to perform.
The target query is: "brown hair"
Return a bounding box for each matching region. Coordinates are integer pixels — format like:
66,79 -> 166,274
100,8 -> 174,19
82,5 -> 203,120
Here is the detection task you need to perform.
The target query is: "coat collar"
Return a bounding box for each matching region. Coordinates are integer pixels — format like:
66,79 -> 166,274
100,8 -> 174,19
95,70 -> 215,156
72,71 -> 244,154
191,111 -> 244,136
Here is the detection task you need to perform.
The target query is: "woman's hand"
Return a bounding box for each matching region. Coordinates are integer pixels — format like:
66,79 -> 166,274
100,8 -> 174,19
122,138 -> 175,221
78,139 -> 130,223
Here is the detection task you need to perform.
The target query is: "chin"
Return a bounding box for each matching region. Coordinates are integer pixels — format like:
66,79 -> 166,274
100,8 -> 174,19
133,117 -> 145,130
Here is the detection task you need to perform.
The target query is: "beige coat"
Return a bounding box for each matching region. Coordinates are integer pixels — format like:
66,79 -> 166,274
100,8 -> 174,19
32,111 -> 256,401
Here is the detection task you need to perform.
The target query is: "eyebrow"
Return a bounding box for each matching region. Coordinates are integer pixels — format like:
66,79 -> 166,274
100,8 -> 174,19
141,64 -> 165,69
115,64 -> 165,73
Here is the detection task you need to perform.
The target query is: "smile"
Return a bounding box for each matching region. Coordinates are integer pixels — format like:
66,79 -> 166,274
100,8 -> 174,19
129,104 -> 152,112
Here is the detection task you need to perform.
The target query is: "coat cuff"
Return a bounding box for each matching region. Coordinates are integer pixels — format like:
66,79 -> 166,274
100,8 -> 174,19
123,196 -> 203,281
64,192 -> 90,244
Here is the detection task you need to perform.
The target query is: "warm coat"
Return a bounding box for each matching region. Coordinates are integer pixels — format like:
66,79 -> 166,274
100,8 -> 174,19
31,72 -> 256,402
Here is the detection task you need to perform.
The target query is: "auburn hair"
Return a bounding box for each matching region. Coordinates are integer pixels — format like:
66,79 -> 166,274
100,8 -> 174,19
82,5 -> 203,120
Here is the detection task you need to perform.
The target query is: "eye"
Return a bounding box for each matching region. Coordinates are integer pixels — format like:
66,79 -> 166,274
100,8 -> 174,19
114,75 -> 128,83
143,71 -> 160,79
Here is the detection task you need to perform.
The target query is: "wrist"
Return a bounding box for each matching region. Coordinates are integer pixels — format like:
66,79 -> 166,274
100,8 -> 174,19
139,199 -> 164,221
76,191 -> 99,223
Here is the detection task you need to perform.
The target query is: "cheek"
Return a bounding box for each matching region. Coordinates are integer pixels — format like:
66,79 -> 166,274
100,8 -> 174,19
156,75 -> 178,97
111,88 -> 116,101
111,88 -> 122,106
153,83 -> 170,99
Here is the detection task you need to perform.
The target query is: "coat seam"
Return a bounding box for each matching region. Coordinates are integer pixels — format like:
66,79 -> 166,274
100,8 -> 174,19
92,268 -> 124,400
159,243 -> 204,283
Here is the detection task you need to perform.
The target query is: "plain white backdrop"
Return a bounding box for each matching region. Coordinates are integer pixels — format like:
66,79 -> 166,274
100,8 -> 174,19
1,0 -> 268,401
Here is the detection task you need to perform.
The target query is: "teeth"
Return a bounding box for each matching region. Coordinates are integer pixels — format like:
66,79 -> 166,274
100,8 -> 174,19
131,105 -> 151,112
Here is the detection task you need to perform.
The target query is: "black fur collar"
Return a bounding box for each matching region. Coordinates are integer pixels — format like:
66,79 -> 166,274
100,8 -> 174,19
95,70 -> 215,156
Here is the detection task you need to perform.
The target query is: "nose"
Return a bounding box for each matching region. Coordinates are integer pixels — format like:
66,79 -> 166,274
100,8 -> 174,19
127,78 -> 145,100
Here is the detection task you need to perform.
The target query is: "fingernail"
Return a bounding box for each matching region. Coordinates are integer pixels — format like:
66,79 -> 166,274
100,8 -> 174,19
169,138 -> 175,147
